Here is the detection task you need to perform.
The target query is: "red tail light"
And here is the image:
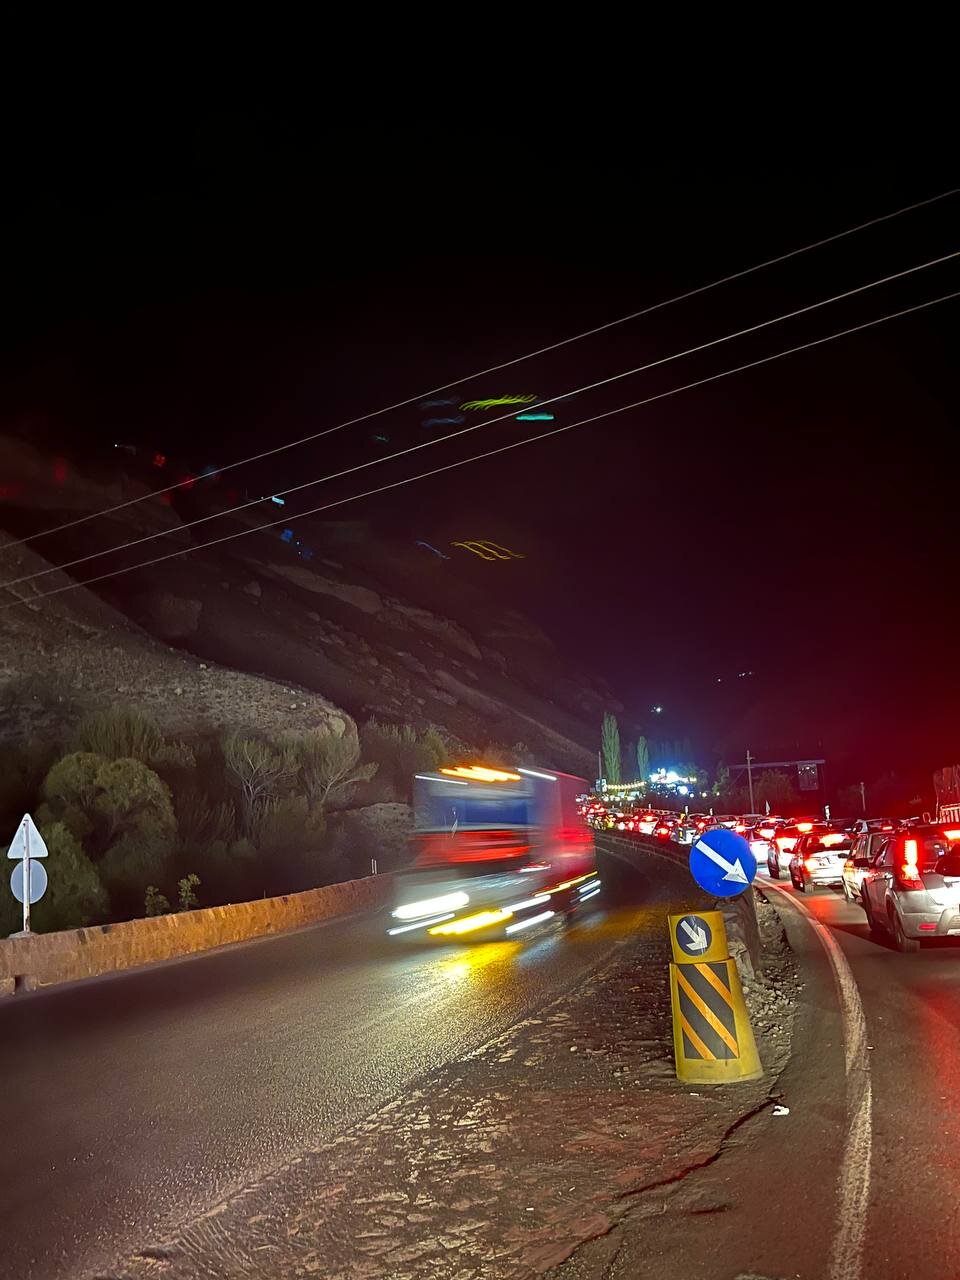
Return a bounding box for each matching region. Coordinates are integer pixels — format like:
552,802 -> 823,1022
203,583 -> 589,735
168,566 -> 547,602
758,828 -> 775,838
797,822 -> 813,832
897,838 -> 923,888
656,826 -> 670,837
919,922 -> 937,932
735,823 -> 747,833
943,828 -> 960,840
804,857 -> 819,872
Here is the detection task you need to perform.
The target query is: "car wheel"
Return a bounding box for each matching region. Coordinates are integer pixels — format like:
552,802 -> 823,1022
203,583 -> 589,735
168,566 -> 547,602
892,912 -> 920,954
862,897 -> 884,938
767,857 -> 778,879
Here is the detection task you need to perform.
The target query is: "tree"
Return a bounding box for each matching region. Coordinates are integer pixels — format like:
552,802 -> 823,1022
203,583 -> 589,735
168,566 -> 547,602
41,753 -> 177,858
755,770 -> 799,811
601,713 -> 621,784
636,736 -> 651,782
222,734 -> 297,835
30,821 -> 109,932
285,732 -> 378,811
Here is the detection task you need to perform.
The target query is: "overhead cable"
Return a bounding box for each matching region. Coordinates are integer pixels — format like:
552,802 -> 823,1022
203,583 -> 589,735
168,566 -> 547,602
4,186 -> 957,550
3,287 -> 956,613
3,247 -> 957,592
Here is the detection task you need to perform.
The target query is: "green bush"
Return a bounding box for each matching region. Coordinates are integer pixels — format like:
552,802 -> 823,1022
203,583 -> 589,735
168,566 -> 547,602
283,731 -> 378,812
72,706 -> 165,763
359,720 -> 447,802
144,885 -> 171,916
178,873 -> 200,912
42,752 -> 177,859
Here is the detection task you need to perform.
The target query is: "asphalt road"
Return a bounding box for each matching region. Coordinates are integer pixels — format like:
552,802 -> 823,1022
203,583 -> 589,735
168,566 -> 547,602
773,872 -> 960,1279
0,897 -> 654,1280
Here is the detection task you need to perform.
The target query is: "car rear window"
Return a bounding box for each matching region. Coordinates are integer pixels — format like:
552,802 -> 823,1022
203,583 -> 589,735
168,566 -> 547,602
936,848 -> 960,876
902,836 -> 948,871
807,834 -> 853,854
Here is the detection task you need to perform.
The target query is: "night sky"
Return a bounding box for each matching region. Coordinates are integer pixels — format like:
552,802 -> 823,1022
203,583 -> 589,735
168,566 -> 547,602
2,111 -> 958,785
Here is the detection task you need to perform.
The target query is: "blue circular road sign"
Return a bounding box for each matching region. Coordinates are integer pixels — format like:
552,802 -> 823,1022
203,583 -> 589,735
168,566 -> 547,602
675,913 -> 713,956
10,859 -> 48,905
689,827 -> 756,898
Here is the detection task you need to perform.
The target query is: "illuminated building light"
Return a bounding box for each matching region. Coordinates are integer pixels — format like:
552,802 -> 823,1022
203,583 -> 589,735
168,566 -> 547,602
387,913 -> 456,935
517,768 -> 557,781
678,786 -> 689,796
372,433 -> 390,442
280,528 -> 294,542
504,910 -> 554,934
429,909 -> 513,936
440,765 -> 522,783
460,395 -> 538,411
392,891 -> 470,921
269,495 -> 285,505
515,412 -> 554,421
414,773 -> 469,785
152,453 -> 167,468
504,895 -> 551,913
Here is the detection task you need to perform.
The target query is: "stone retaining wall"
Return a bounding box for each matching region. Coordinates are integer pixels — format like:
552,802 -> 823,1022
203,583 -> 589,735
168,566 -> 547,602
0,873 -> 394,996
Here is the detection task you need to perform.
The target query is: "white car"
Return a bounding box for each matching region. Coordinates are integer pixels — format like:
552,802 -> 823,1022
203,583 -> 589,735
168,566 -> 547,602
789,831 -> 854,890
841,830 -> 891,902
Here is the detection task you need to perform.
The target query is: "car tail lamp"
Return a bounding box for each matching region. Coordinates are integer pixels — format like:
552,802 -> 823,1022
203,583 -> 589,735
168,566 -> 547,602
656,825 -> 670,837
804,857 -> 819,872
942,828 -> 960,841
919,922 -> 938,932
778,836 -> 797,851
735,823 -> 747,833
758,828 -> 775,838
797,822 -> 813,832
897,838 -> 924,889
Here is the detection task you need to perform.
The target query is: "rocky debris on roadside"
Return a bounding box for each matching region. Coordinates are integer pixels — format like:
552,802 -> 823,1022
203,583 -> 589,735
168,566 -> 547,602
112,894 -> 798,1280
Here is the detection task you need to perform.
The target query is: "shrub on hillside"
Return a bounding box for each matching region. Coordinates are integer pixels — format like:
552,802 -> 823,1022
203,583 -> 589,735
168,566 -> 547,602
359,720 -> 447,802
222,734 -> 297,836
283,731 -> 378,812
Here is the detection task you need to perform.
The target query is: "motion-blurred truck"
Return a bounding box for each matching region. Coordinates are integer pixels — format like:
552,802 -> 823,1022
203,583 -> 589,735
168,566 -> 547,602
387,763 -> 597,940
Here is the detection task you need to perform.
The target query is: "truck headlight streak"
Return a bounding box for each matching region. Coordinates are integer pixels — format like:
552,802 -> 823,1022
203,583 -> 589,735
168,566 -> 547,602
428,909 -> 512,936
387,913 -> 456,935
505,910 -> 555,934
392,892 -> 470,920
504,895 -> 550,913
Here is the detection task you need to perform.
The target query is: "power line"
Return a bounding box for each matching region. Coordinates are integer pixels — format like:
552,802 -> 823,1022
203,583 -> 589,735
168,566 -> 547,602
4,247 -> 957,593
4,287 -> 956,614
5,186 -> 957,551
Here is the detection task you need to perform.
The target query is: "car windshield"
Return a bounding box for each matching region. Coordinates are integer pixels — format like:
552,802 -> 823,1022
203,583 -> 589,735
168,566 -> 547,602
807,835 -> 853,854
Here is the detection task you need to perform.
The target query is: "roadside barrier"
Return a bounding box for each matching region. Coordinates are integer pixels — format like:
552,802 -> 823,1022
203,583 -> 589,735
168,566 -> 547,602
667,909 -> 762,1083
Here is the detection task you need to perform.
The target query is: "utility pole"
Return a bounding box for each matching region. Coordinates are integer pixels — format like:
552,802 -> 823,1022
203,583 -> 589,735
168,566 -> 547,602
746,750 -> 755,814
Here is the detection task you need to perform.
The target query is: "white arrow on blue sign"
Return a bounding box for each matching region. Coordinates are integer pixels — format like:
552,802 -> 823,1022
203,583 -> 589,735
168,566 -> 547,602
675,913 -> 712,956
689,827 -> 756,898
11,858 -> 48,905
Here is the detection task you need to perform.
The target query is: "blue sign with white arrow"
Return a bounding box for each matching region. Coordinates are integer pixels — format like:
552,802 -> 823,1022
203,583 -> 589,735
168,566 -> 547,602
689,827 -> 756,898
675,913 -> 713,956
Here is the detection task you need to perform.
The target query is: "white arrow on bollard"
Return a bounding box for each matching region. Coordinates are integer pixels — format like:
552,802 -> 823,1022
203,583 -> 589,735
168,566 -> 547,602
680,918 -> 708,951
694,838 -> 748,884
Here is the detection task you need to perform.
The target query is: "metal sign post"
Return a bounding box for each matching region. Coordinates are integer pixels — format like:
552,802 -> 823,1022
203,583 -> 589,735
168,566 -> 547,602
7,814 -> 49,935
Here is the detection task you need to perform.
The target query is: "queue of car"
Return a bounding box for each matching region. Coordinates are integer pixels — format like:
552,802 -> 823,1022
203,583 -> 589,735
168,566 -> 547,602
583,797 -> 960,954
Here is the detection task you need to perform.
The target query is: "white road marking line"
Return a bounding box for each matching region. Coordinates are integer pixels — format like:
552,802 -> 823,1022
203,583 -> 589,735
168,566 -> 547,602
765,884 -> 871,1280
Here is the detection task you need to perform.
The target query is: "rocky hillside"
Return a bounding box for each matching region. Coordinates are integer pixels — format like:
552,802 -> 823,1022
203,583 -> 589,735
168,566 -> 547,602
0,437 -> 615,773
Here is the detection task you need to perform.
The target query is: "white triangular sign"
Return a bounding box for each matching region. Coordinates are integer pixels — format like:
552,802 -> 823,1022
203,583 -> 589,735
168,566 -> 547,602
6,813 -> 49,859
